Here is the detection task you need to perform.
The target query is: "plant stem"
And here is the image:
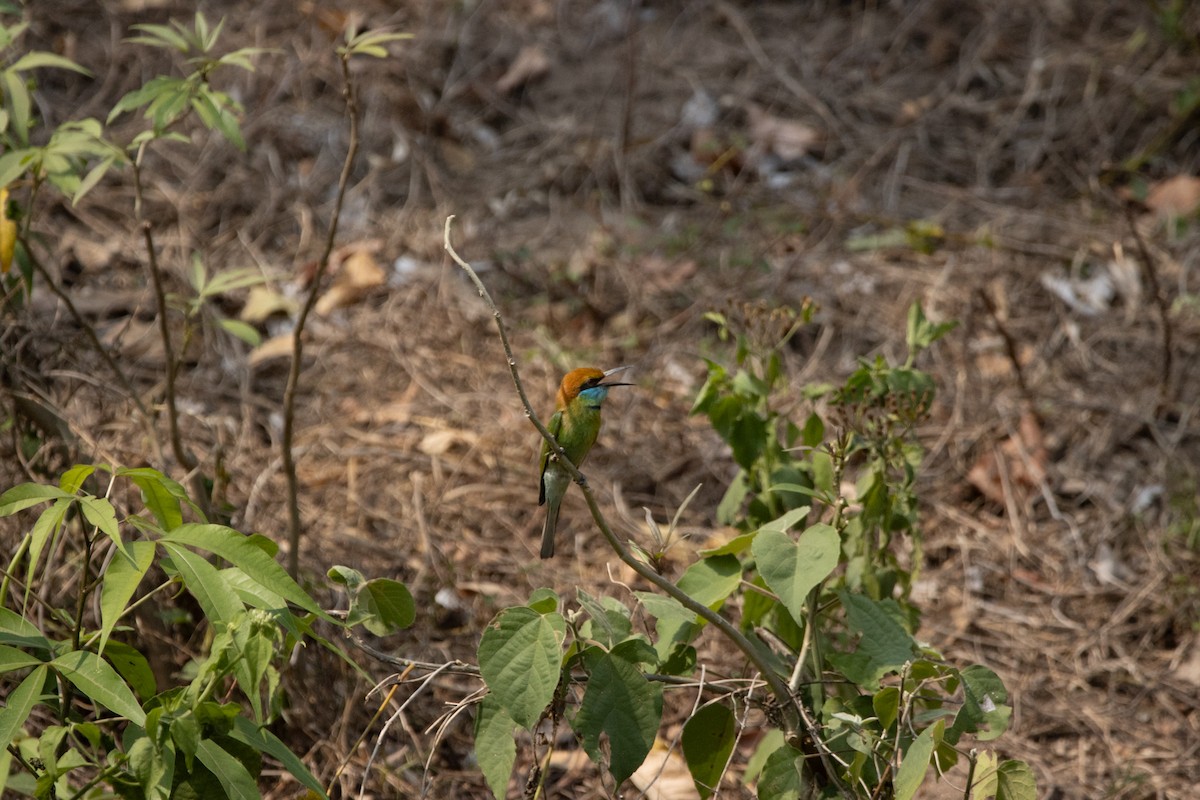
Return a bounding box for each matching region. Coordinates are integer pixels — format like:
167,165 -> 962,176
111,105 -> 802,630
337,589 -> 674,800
281,50 -> 360,578
444,217 -> 853,797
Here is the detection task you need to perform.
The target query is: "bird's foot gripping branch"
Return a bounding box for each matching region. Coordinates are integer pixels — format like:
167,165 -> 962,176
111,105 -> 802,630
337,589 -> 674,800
469,294 -> 1036,799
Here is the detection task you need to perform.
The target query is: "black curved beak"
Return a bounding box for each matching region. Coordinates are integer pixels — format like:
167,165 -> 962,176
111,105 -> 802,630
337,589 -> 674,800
600,365 -> 634,387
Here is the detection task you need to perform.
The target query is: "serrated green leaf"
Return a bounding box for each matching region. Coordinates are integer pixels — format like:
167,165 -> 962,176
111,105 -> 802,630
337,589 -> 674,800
477,607 -> 565,729
994,759 -> 1037,800
50,650 -> 145,724
682,703 -> 736,799
574,646 -> 662,784
757,744 -> 803,800
949,665 -> 1012,743
753,523 -> 839,624
894,720 -> 943,800
474,694 -> 517,800
829,592 -> 917,690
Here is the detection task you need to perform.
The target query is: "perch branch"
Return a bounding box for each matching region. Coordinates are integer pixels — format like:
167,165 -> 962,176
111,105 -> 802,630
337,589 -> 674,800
443,216 -> 851,795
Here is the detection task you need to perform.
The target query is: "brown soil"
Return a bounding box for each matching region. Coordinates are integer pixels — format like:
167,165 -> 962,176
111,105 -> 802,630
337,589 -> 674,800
4,1 -> 1200,798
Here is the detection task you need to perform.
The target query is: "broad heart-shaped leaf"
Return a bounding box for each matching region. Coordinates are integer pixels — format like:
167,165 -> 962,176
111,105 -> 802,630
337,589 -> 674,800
162,524 -> 326,618
948,665 -> 1011,743
993,759 -> 1037,800
230,716 -> 329,799
894,719 -> 943,800
681,702 -> 736,799
160,542 -> 245,625
676,554 -> 741,611
49,650 -> 146,724
828,592 -> 917,690
573,642 -> 663,785
474,694 -> 517,800
753,523 -> 839,624
99,540 -> 156,654
757,744 -> 804,800
0,665 -> 47,751
356,578 -> 415,635
477,607 -> 566,729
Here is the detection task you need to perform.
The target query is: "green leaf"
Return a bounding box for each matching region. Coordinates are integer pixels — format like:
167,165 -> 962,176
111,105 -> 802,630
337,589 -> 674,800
894,720 -> 943,800
230,716 -> 329,798
636,592 -> 699,669
50,650 -> 146,724
828,592 -> 918,690
161,541 -> 245,624
0,148 -> 34,187
78,495 -> 122,547
120,468 -> 188,530
59,464 -> 96,493
949,665 -> 1012,743
163,524 -> 324,616
8,51 -> 92,75
216,317 -> 261,346
743,728 -> 784,786
194,739 -> 259,800
577,589 -> 632,648
676,554 -> 741,611
3,69 -> 31,144
994,759 -> 1037,800
477,606 -> 565,729
0,644 -> 45,672
357,578 -> 416,635
127,23 -> 191,52
474,694 -> 517,800
0,607 -> 50,651
753,523 -> 839,624
0,666 -> 48,755
574,643 -> 662,784
99,540 -> 156,654
681,703 -> 736,799
102,639 -> 157,700
21,498 -> 70,604
0,483 -> 74,515
757,744 -> 804,800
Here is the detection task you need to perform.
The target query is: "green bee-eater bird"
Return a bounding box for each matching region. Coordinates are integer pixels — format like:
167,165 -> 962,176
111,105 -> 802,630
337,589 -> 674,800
538,366 -> 632,559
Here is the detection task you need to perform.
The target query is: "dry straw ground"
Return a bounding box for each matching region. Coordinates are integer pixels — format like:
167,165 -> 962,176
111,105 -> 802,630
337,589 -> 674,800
3,0 -> 1200,798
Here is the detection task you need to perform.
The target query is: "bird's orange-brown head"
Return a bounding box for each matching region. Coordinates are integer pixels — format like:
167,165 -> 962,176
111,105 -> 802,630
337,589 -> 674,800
556,366 -> 632,409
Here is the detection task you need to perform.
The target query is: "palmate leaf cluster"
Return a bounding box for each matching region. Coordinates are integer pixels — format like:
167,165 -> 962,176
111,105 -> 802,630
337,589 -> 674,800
0,466 -> 414,799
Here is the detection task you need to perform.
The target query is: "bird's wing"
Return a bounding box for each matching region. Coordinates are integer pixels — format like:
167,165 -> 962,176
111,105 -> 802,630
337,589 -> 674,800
538,409 -> 564,506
